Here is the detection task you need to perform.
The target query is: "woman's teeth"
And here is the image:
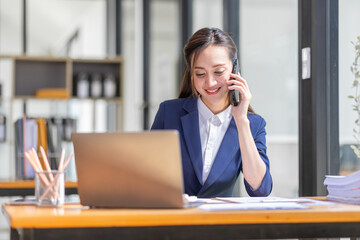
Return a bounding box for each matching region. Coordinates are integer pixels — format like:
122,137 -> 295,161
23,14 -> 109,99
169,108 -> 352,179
207,88 -> 219,93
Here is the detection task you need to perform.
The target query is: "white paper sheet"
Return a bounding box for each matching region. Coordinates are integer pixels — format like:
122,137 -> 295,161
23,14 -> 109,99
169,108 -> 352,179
199,202 -> 308,211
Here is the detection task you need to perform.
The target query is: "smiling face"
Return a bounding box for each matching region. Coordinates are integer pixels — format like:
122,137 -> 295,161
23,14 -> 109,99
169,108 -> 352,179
192,45 -> 233,114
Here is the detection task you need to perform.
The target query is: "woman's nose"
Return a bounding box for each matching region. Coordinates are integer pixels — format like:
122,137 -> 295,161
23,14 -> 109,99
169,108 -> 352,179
205,75 -> 217,87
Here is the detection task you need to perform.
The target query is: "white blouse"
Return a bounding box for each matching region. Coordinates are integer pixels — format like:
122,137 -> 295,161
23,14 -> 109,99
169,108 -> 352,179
197,97 -> 232,184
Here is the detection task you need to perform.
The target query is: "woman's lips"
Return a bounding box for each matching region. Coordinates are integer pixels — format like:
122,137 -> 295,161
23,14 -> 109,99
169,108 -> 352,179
205,87 -> 221,95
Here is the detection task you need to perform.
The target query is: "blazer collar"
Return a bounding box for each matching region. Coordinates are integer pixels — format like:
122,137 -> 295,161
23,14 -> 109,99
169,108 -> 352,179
199,118 -> 239,195
182,97 -> 198,113
180,98 -> 203,184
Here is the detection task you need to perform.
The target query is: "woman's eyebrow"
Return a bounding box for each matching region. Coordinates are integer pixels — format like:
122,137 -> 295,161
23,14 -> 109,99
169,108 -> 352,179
194,63 -> 226,69
213,63 -> 226,68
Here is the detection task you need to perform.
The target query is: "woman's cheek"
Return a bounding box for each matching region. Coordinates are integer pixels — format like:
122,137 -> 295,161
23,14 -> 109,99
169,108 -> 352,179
219,75 -> 229,84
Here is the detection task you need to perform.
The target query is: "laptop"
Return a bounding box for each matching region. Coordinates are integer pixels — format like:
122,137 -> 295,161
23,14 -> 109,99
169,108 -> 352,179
72,130 -> 185,208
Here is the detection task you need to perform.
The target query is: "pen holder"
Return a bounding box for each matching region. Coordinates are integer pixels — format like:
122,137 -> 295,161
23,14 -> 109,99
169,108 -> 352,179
35,170 -> 65,207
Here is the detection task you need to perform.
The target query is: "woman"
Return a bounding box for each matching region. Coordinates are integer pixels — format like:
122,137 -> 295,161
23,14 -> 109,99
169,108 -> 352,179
151,27 -> 272,197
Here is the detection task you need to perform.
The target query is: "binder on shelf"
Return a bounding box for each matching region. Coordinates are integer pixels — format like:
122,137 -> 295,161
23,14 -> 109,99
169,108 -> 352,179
14,118 -> 38,179
14,116 -> 77,179
107,102 -> 117,132
63,118 -> 76,141
46,118 -> 62,169
36,118 -> 48,169
0,114 -> 6,142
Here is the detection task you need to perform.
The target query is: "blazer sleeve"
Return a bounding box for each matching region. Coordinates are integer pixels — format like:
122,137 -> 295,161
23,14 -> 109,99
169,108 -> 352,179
243,116 -> 273,197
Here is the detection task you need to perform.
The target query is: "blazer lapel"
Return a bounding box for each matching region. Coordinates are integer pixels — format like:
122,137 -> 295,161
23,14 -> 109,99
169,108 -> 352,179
181,98 -> 203,184
199,118 -> 239,193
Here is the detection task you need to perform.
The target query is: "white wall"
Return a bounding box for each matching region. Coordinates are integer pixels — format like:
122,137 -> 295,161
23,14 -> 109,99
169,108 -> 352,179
121,0 -> 143,131
0,59 -> 12,180
0,0 -> 22,55
149,1 -> 180,124
193,0 -> 223,31
239,0 -> 298,196
27,0 -> 106,58
241,0 -> 298,136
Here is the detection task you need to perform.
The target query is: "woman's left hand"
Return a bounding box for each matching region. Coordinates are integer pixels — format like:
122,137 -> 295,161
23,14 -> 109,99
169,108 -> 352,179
227,73 -> 252,121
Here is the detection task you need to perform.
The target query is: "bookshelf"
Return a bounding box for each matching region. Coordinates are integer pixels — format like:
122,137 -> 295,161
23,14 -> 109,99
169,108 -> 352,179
13,56 -> 68,97
0,55 -> 124,181
11,56 -> 123,100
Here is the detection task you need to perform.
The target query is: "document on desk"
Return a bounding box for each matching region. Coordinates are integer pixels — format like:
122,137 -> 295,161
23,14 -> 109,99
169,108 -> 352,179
216,197 -> 333,206
199,202 -> 307,211
197,197 -> 334,211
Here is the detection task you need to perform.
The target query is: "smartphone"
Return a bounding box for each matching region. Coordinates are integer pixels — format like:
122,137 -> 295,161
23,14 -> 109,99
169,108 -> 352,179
230,59 -> 240,106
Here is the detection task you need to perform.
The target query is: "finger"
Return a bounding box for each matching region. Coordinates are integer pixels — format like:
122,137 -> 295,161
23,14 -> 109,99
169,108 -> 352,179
228,81 -> 246,90
227,79 -> 246,86
229,85 -> 251,100
232,82 -> 250,95
230,72 -> 246,80
234,85 -> 247,96
240,76 -> 249,89
229,73 -> 241,80
228,74 -> 248,86
234,74 -> 249,88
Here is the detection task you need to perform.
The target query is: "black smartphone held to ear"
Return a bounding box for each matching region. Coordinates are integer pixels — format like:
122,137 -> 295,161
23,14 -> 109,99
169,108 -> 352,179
231,59 -> 240,106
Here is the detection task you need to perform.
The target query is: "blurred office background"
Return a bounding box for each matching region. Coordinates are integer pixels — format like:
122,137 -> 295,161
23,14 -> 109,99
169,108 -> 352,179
0,0 -> 360,239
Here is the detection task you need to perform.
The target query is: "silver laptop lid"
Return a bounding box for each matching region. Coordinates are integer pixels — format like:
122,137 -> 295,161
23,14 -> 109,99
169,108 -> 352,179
72,130 -> 184,208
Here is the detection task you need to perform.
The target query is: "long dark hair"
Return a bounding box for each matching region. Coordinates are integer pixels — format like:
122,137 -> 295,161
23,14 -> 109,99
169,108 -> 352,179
178,27 -> 254,113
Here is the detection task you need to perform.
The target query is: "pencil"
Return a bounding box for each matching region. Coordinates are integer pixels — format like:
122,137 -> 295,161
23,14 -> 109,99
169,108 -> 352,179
61,152 -> 74,171
58,149 -> 65,172
40,146 -> 54,181
30,149 -> 43,172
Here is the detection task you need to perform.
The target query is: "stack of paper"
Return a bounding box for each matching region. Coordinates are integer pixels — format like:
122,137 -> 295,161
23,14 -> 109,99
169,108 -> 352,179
324,170 -> 360,204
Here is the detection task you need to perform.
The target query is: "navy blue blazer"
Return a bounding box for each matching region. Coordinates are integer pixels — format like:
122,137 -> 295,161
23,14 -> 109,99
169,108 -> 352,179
151,97 -> 272,197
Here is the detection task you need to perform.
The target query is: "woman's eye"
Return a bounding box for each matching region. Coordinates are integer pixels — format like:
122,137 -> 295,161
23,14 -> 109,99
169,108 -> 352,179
196,73 -> 205,77
215,71 -> 225,75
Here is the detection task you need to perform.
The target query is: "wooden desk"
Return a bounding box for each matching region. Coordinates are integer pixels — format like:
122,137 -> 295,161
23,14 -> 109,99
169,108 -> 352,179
0,181 -> 77,196
2,199 -> 360,240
